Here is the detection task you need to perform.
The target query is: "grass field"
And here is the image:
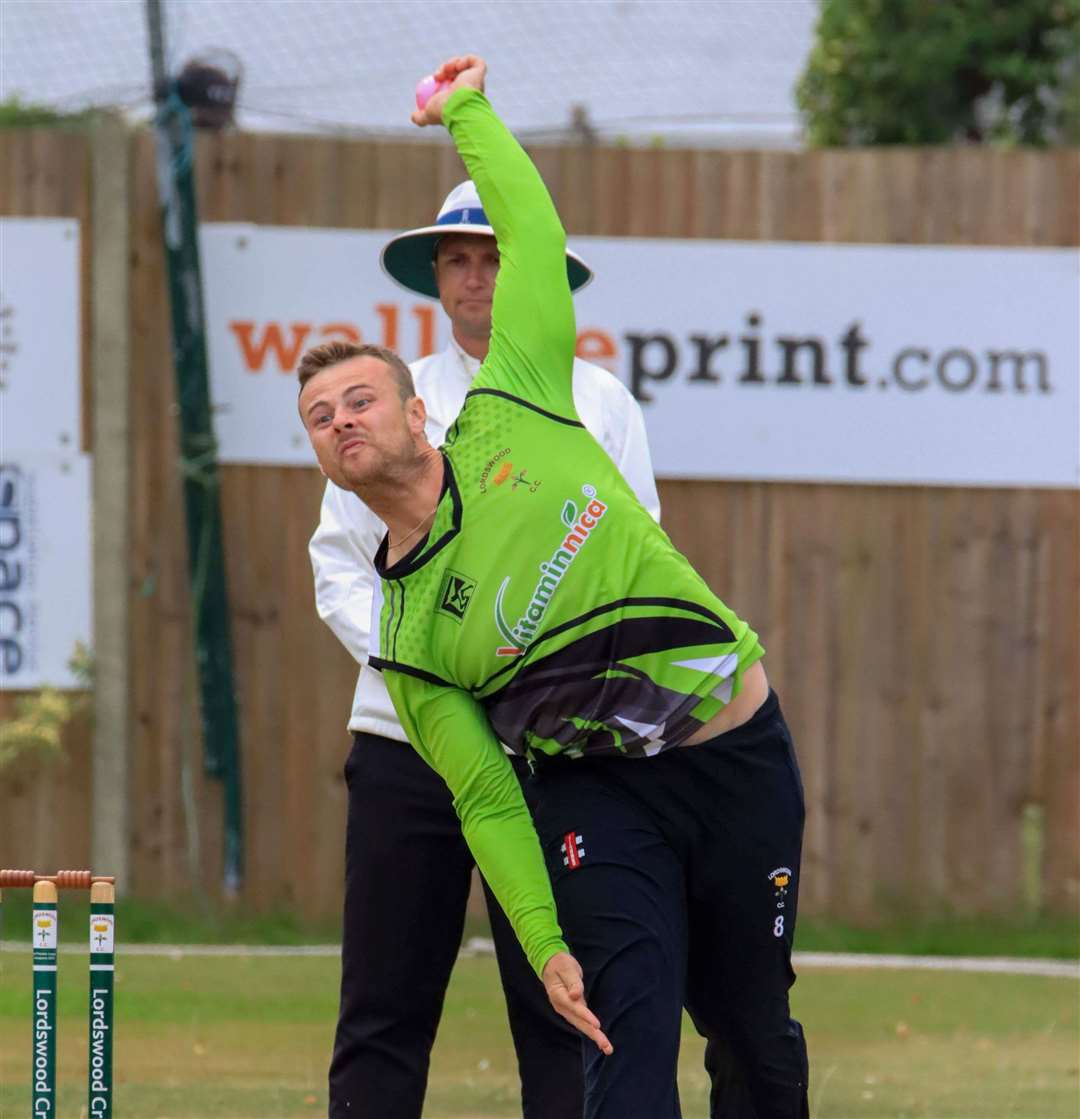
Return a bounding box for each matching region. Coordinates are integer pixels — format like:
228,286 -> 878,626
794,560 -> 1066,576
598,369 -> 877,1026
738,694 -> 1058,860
1,948 -> 1076,1118
1,891 -> 1078,957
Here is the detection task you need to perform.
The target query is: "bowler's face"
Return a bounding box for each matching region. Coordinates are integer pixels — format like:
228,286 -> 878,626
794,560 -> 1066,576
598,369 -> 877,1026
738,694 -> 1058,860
434,233 -> 500,342
299,357 -> 419,490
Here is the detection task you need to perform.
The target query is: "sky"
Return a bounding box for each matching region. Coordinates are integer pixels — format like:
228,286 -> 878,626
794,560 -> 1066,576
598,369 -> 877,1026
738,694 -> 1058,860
1,0 -> 818,145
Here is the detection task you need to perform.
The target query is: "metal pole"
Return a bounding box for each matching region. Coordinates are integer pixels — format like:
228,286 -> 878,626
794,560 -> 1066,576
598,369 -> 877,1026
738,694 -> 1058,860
145,0 -> 244,893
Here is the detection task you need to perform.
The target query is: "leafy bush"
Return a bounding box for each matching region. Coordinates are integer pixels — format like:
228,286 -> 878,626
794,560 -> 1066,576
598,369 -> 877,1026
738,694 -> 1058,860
798,0 -> 1080,145
0,644 -> 93,770
0,96 -> 109,129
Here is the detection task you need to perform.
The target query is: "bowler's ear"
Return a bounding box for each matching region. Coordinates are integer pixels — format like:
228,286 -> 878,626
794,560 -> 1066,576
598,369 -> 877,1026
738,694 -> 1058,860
406,394 -> 427,436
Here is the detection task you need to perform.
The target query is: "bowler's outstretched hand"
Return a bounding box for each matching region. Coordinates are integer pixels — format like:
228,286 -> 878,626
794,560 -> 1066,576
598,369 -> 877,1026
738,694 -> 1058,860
411,55 -> 487,128
542,951 -> 614,1056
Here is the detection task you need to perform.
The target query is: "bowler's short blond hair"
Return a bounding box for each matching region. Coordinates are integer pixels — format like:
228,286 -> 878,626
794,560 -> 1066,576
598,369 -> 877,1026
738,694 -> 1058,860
296,341 -> 415,402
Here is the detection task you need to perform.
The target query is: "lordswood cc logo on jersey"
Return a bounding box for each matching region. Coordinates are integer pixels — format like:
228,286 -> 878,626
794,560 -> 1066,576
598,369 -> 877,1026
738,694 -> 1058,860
478,447 -> 543,495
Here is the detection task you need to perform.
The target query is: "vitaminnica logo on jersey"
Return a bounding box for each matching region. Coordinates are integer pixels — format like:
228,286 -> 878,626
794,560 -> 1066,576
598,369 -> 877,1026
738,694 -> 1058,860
493,485 -> 608,657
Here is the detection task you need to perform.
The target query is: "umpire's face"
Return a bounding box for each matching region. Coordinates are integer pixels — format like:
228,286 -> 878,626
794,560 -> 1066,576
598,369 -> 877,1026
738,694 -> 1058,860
434,233 -> 500,345
299,356 -> 427,492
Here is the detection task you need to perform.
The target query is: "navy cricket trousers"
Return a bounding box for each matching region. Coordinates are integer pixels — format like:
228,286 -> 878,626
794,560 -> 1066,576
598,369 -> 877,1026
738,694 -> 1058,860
329,733 -> 583,1119
529,690 -> 809,1119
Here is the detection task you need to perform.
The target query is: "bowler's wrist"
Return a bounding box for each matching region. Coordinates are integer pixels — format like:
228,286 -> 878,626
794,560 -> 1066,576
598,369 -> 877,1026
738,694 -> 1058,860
442,86 -> 486,128
533,938 -> 572,981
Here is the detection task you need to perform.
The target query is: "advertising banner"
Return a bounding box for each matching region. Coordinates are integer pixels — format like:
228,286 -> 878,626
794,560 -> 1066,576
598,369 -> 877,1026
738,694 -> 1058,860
199,224 -> 1079,488
1,219 -> 90,689
0,457 -> 92,688
200,225 -> 445,466
1,219 -> 81,455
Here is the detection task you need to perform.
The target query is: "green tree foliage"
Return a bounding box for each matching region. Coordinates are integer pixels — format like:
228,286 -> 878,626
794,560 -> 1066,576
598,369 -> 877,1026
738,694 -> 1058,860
798,0 -> 1080,145
0,644 -> 93,771
0,96 -> 107,129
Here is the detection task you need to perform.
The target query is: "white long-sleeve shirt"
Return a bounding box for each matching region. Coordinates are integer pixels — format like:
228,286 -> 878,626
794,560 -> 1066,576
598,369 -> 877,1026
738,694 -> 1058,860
309,336 -> 661,739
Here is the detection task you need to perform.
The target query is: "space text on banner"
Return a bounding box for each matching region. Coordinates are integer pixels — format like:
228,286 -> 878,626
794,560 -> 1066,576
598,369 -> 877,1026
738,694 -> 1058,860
0,219 -> 90,689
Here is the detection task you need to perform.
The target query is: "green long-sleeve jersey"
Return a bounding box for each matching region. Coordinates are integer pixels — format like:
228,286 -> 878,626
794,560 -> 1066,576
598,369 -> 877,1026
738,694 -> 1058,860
370,88 -> 764,976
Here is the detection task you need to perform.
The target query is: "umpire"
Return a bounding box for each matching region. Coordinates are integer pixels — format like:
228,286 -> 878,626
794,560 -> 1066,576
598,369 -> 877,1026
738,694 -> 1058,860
309,183 -> 660,1118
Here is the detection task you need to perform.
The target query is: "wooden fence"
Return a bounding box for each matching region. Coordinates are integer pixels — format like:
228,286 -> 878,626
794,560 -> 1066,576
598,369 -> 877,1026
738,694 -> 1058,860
2,127 -> 1077,922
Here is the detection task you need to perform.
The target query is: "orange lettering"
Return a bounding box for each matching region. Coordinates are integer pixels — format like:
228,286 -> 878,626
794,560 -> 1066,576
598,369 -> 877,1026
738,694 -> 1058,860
576,329 -> 618,372
375,304 -> 398,351
229,321 -> 313,373
412,304 -> 436,357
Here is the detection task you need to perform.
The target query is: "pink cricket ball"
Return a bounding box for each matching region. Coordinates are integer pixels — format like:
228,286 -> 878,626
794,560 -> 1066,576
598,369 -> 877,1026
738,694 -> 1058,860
415,75 -> 451,111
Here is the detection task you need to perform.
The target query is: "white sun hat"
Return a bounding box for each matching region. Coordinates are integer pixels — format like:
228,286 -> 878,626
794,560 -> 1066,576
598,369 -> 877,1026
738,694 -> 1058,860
380,180 -> 594,300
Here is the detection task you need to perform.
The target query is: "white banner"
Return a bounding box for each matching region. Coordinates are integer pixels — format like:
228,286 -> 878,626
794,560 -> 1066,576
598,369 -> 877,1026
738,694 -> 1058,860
0,219 -> 82,455
1,218 -> 90,689
573,239 -> 1079,488
200,224 -> 1079,488
201,226 -> 444,466
0,457 -> 92,688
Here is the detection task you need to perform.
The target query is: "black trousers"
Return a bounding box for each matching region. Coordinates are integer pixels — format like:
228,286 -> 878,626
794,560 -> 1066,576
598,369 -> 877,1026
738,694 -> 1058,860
529,691 -> 809,1119
329,732 -> 583,1119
